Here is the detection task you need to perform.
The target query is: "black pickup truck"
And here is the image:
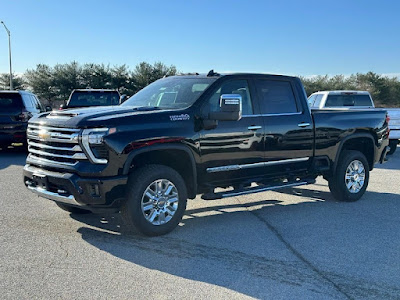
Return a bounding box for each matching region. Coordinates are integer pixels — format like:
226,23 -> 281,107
23,72 -> 390,236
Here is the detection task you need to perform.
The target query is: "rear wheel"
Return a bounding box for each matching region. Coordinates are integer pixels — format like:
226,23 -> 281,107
328,150 -> 369,202
56,203 -> 92,214
121,164 -> 187,236
388,139 -> 398,155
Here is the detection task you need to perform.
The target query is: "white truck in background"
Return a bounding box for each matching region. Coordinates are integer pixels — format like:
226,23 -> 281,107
308,90 -> 399,154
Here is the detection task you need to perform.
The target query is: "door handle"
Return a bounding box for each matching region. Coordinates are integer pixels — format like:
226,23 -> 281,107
248,125 -> 262,130
298,123 -> 310,128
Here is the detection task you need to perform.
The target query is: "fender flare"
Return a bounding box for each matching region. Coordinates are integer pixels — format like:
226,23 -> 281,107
122,144 -> 198,197
333,133 -> 376,172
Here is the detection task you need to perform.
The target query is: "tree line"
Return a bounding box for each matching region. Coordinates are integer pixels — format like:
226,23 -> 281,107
0,63 -> 399,107
0,61 -> 177,106
300,72 -> 400,107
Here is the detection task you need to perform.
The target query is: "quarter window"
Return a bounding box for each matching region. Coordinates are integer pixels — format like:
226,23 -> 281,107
313,94 -> 323,108
255,80 -> 299,114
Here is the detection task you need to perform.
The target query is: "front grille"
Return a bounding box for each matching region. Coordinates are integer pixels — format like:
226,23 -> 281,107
27,124 -> 87,166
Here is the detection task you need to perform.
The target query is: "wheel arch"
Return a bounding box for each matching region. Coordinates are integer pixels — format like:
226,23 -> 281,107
333,133 -> 376,172
123,144 -> 197,199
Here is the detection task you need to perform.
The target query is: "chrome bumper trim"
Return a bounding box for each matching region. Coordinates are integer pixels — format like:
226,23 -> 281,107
27,185 -> 82,206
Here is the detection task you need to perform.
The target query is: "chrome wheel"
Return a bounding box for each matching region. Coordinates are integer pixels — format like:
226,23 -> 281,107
141,179 -> 179,226
345,160 -> 366,193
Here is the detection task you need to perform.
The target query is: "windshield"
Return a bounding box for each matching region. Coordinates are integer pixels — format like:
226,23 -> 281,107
68,91 -> 120,108
122,77 -> 216,109
325,94 -> 373,107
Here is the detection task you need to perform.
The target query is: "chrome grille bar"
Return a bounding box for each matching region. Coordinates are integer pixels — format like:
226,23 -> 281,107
27,124 -> 87,166
27,140 -> 83,152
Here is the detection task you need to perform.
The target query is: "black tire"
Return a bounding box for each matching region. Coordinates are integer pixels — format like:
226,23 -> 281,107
328,150 -> 369,202
121,164 -> 187,236
388,139 -> 398,155
56,203 -> 92,214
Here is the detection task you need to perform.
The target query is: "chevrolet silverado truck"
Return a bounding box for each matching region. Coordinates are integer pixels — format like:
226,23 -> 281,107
308,90 -> 398,154
60,89 -> 123,109
23,73 -> 390,236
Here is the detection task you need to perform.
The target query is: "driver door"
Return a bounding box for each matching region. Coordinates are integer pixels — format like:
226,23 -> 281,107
199,78 -> 265,185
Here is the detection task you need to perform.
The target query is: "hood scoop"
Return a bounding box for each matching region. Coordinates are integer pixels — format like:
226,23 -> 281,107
47,111 -> 80,119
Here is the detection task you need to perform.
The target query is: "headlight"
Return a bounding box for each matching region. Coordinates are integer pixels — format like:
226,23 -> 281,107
81,128 -> 109,164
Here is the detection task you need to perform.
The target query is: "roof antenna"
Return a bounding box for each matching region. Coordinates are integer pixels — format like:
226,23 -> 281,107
207,69 -> 220,77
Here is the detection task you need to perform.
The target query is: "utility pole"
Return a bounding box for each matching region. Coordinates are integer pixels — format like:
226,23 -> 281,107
1,21 -> 13,90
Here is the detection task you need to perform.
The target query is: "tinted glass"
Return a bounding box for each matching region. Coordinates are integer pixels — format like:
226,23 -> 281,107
122,77 -> 216,109
68,91 -> 120,108
325,94 -> 373,107
207,80 -> 253,115
256,80 -> 298,114
307,95 -> 316,106
313,94 -> 323,108
0,93 -> 23,111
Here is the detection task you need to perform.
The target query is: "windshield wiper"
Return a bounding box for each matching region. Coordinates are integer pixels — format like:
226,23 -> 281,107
132,106 -> 162,111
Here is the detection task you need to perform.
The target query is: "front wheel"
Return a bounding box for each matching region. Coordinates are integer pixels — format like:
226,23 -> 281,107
388,139 -> 398,155
121,165 -> 187,236
328,150 -> 369,202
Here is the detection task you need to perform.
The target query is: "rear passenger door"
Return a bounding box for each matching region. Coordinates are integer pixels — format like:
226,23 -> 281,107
254,78 -> 314,176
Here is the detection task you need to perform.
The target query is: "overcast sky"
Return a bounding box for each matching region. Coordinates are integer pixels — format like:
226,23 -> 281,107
1,0 -> 399,77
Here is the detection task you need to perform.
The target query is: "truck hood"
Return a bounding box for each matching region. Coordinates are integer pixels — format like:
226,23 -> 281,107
29,106 -> 178,128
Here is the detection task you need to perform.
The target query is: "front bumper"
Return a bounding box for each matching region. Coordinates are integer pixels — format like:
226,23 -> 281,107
23,164 -> 128,212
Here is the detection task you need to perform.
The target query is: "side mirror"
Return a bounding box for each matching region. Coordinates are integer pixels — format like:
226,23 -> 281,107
59,104 -> 65,110
120,94 -> 128,104
45,105 -> 52,112
209,94 -> 242,121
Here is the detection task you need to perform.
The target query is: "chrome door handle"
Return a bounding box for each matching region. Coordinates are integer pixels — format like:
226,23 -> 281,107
298,123 -> 310,128
248,125 -> 262,130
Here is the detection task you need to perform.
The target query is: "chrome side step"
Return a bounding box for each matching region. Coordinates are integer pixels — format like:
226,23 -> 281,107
201,179 -> 315,200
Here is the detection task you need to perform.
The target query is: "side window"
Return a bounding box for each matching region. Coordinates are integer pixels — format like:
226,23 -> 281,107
22,94 -> 33,108
307,95 -> 316,107
255,80 -> 299,114
29,95 -> 40,111
208,80 -> 253,115
34,95 -> 45,111
313,94 -> 323,108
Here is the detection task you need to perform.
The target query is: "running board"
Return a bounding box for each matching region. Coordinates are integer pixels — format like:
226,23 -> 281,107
201,179 -> 315,200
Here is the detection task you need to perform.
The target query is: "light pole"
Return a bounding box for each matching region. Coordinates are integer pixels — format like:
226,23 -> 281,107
1,21 -> 13,90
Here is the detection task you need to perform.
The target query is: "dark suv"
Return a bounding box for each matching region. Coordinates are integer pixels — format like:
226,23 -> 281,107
0,91 -> 46,149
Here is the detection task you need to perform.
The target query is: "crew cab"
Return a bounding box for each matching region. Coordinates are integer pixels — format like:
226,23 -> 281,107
60,89 -> 123,109
23,73 -> 390,236
308,90 -> 398,154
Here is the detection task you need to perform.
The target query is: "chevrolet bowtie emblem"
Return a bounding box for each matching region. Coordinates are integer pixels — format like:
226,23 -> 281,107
38,130 -> 51,140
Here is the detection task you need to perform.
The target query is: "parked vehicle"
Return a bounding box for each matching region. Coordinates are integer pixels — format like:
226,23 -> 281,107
23,73 -> 390,236
308,90 -> 399,154
307,90 -> 374,109
386,109 -> 400,154
0,90 -> 49,149
60,89 -> 123,109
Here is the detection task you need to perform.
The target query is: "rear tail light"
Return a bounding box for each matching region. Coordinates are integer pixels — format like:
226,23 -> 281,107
16,109 -> 31,122
386,114 -> 390,137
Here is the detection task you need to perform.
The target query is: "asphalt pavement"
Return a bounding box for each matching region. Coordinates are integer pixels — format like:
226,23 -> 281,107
0,145 -> 399,299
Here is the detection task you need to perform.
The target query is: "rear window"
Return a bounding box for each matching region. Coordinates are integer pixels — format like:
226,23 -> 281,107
68,91 -> 120,108
0,93 -> 23,111
325,94 -> 373,107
